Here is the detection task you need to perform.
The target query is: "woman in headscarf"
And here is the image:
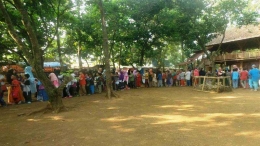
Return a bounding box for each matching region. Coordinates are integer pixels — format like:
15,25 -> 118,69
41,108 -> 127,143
24,66 -> 37,94
48,72 -> 59,88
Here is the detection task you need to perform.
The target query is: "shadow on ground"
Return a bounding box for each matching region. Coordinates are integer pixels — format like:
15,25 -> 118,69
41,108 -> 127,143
1,87 -> 260,146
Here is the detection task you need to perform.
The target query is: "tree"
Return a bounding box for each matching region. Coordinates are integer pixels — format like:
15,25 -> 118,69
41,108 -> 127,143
175,0 -> 259,59
0,0 -> 64,112
97,0 -> 118,99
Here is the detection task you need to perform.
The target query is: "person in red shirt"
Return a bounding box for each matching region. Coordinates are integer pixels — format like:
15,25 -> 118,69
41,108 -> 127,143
240,68 -> 248,88
79,71 -> 87,96
136,71 -> 142,88
9,75 -> 24,104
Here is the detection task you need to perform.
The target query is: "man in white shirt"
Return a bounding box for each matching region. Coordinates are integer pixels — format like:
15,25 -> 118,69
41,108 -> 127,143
185,70 -> 191,86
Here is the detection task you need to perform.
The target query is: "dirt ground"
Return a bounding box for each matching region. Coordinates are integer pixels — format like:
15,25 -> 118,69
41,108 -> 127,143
1,87 -> 260,146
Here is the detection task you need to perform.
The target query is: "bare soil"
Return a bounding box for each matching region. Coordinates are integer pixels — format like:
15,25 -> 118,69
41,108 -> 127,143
1,87 -> 260,146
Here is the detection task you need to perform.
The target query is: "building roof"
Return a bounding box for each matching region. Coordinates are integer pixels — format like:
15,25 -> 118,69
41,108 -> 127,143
207,24 -> 260,46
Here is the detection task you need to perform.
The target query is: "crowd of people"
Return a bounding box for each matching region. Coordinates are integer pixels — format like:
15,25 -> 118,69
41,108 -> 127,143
0,64 -> 260,107
0,66 -> 43,107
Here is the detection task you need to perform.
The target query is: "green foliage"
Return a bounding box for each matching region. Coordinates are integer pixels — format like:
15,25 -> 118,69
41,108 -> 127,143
0,0 -> 258,68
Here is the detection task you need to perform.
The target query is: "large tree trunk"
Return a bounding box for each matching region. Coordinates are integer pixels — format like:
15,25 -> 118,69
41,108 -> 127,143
140,47 -> 145,66
0,0 -> 64,112
56,0 -> 64,71
110,32 -> 116,69
98,0 -> 118,99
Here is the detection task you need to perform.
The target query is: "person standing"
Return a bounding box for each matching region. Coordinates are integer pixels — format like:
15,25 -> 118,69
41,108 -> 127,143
136,71 -> 142,88
48,72 -> 59,88
129,71 -> 135,88
193,68 -> 199,87
249,64 -> 260,91
0,74 -> 7,106
144,70 -> 149,87
232,68 -> 239,89
157,71 -> 163,87
24,66 -> 37,95
240,68 -> 248,89
180,69 -> 185,86
79,71 -> 87,96
172,70 -> 177,87
123,70 -> 130,90
176,70 -> 181,86
185,70 -> 191,86
21,74 -> 32,103
166,70 -> 172,87
152,71 -> 157,87
248,69 -> 253,90
162,71 -> 166,87
9,75 -> 24,104
148,71 -> 153,87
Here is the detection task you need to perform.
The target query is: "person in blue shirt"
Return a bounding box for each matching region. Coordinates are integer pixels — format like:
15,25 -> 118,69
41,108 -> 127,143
249,64 -> 260,91
231,68 -> 239,88
157,70 -> 162,87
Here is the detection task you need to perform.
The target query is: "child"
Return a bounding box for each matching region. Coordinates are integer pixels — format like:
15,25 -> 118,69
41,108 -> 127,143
35,79 -> 48,101
0,75 -> 7,107
21,74 -> 31,104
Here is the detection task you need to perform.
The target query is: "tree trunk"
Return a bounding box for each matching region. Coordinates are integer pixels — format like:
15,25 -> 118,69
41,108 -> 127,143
119,43 -> 122,69
78,40 -> 83,69
181,41 -> 184,62
140,47 -> 145,66
110,33 -> 116,69
56,0 -> 64,71
98,0 -> 119,99
33,63 -> 64,113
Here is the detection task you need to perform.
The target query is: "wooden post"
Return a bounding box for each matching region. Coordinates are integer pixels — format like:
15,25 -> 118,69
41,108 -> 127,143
223,76 -> 226,90
217,77 -> 220,92
229,76 -> 232,88
202,76 -> 206,91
